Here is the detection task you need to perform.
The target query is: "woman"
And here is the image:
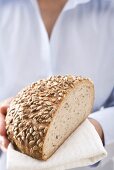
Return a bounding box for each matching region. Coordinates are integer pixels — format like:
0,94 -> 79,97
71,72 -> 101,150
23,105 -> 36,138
0,0 -> 114,169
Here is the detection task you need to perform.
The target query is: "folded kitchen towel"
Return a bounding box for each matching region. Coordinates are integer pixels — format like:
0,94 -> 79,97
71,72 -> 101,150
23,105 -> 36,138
7,119 -> 107,170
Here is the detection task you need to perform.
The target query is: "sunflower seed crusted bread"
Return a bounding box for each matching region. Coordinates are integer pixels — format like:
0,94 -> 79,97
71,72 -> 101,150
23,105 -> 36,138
5,75 -> 94,160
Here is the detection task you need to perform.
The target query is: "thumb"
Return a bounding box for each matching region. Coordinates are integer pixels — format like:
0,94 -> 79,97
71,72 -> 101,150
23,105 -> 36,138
0,106 -> 9,115
0,97 -> 13,115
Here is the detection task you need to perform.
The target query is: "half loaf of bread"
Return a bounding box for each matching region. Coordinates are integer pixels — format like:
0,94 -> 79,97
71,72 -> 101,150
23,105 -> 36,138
6,75 -> 94,160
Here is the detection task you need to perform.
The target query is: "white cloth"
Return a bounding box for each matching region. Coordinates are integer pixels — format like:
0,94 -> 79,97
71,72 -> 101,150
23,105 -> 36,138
0,0 -> 114,169
7,119 -> 107,170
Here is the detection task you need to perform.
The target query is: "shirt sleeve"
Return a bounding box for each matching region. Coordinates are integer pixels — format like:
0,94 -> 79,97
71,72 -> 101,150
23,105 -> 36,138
90,0 -> 114,147
104,88 -> 114,108
89,87 -> 114,146
89,107 -> 114,146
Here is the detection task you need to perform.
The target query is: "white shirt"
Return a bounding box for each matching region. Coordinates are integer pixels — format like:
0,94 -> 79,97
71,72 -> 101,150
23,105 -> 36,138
0,0 -> 114,169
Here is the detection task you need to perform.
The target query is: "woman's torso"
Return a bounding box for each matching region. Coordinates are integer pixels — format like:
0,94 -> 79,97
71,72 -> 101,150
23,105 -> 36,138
0,0 -> 114,111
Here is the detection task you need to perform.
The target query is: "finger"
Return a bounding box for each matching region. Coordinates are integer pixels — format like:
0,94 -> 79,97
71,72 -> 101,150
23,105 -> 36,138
0,136 -> 9,152
0,97 -> 13,115
0,113 -> 6,136
3,136 -> 10,149
0,136 -> 6,152
0,106 -> 9,115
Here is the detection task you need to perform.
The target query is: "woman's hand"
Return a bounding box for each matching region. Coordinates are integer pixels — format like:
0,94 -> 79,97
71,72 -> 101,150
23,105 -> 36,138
89,118 -> 104,144
0,98 -> 13,152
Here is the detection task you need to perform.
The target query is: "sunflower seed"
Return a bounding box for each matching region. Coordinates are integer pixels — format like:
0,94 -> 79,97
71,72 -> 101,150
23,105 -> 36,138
30,127 -> 33,134
58,97 -> 62,100
38,125 -> 45,130
18,123 -> 23,128
14,131 -> 18,136
26,133 -> 30,139
43,127 -> 48,133
32,131 -> 37,136
51,98 -> 56,102
39,132 -> 43,137
35,134 -> 40,139
37,139 -> 41,145
45,101 -> 51,105
21,136 -> 25,141
33,146 -> 38,151
39,142 -> 43,148
37,106 -> 42,110
30,148 -> 33,154
29,140 -> 35,146
33,126 -> 37,131
45,117 -> 52,123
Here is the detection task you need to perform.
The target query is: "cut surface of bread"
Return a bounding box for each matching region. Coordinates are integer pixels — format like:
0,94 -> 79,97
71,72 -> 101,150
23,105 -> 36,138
5,75 -> 94,160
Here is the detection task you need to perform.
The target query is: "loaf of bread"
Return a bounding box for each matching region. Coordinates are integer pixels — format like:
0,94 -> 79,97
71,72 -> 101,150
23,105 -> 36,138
6,75 -> 94,160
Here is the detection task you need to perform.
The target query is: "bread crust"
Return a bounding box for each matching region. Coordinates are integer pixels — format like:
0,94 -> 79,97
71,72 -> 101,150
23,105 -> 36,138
5,75 -> 94,160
